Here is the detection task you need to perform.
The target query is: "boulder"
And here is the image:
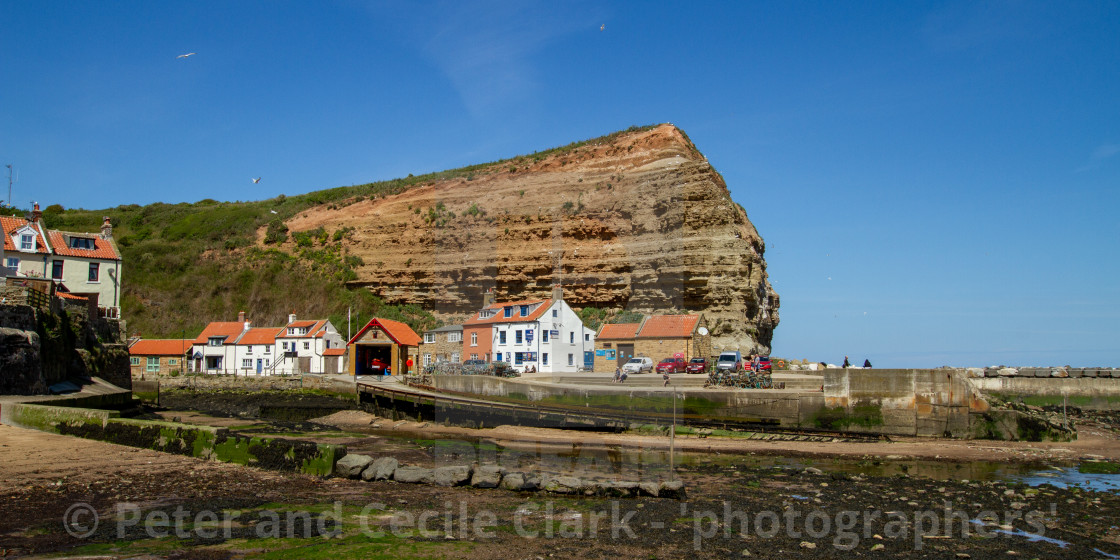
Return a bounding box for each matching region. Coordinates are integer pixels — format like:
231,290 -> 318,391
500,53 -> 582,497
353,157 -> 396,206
543,475 -> 584,494
393,466 -> 434,484
966,368 -> 985,379
361,457 -> 399,481
1050,369 -> 1069,378
1068,368 -> 1084,378
471,465 -> 505,488
998,367 -> 1018,377
1083,369 -> 1099,378
433,465 -> 473,487
334,454 -> 373,478
597,480 -> 640,497
659,480 -> 687,500
1111,370 -> 1120,379
499,472 -> 532,491
638,481 -> 662,498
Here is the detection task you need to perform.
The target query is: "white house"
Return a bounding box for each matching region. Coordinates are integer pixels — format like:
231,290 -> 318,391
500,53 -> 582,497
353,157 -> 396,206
190,312 -> 345,375
462,287 -> 595,374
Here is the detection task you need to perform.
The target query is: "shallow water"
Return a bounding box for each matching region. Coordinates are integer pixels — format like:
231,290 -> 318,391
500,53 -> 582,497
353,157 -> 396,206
1013,465 -> 1120,493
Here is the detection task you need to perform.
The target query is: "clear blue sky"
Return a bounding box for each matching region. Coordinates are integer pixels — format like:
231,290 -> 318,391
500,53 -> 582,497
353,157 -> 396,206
2,1 -> 1117,368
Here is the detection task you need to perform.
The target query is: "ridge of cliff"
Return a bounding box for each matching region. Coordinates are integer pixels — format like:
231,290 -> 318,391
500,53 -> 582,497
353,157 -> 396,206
268,124 -> 779,353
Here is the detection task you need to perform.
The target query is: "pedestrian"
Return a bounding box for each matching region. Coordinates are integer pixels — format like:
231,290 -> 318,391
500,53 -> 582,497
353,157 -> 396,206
662,371 -> 671,386
842,356 -> 851,368
620,371 -> 628,384
614,366 -> 621,383
863,359 -> 872,368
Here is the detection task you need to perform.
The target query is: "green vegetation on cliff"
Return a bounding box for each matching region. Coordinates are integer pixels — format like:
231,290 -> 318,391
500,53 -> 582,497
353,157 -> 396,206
38,125 -> 659,339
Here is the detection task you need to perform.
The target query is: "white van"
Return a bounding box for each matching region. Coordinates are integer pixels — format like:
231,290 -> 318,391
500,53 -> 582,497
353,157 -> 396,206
715,351 -> 743,373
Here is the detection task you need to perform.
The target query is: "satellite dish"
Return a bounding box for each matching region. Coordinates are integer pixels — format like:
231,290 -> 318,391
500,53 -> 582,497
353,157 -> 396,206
698,327 -> 709,336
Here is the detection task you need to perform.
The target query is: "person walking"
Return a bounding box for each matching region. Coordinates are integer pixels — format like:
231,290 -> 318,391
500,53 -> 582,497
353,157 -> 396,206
662,371 -> 671,386
614,366 -> 621,383
842,356 -> 851,368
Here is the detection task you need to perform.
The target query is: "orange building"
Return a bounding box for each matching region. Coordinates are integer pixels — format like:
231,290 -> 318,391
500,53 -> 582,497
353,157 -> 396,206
346,317 -> 422,377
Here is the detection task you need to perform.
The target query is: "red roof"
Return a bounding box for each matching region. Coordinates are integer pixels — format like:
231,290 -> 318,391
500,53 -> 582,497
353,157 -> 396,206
46,230 -> 121,260
57,291 -> 88,301
348,317 -> 422,346
637,315 -> 700,338
1,216 -> 49,254
323,348 -> 346,356
276,319 -> 328,338
236,327 -> 283,345
130,339 -> 193,356
598,323 -> 641,340
463,299 -> 552,326
193,322 -> 248,344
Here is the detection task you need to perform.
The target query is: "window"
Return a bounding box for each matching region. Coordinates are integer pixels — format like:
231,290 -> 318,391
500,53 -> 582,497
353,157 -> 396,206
423,354 -> 432,366
208,337 -> 224,347
504,306 -> 512,318
451,353 -> 460,363
569,332 -> 574,343
515,330 -> 523,344
542,353 -> 549,365
303,341 -> 310,350
568,353 -> 574,366
20,234 -> 33,251
130,357 -> 140,366
470,353 -> 478,360
424,333 -> 436,344
264,346 -> 271,354
69,237 -> 95,250
585,333 -> 591,342
448,332 -> 462,343
604,342 -> 612,348
520,305 -> 528,316
282,342 -> 288,350
4,257 -> 17,270
471,332 -> 478,346
552,309 -> 558,317
88,262 -> 100,282
51,261 -> 63,279
246,345 -> 253,354
242,359 -> 252,368
542,330 -> 549,343
168,358 -> 178,365
146,357 -> 160,372
499,331 -> 507,344
514,353 -> 524,365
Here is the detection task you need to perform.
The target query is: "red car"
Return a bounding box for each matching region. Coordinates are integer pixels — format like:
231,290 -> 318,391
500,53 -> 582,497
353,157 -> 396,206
685,357 -> 708,374
656,357 -> 686,374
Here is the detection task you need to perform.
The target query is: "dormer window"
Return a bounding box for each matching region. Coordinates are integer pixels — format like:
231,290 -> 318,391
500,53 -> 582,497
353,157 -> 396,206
20,234 -> 34,251
69,237 -> 95,250
208,337 -> 225,347
504,307 -> 512,318
520,305 -> 529,316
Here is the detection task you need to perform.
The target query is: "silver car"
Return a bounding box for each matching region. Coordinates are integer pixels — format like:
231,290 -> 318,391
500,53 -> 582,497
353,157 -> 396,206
621,356 -> 654,374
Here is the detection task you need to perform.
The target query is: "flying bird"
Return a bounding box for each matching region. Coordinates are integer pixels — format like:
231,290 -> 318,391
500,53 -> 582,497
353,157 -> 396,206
177,52 -> 196,59
252,177 -> 261,183
600,24 -> 604,31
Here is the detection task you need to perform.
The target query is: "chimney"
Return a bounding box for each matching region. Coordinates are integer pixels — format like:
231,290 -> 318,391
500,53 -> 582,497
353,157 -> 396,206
237,311 -> 245,323
30,203 -> 41,222
482,288 -> 494,308
551,283 -> 563,303
100,216 -> 113,239
288,313 -> 297,324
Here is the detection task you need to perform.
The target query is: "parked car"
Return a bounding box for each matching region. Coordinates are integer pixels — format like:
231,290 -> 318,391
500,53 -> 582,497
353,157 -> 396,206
715,351 -> 743,373
621,356 -> 654,374
656,357 -> 686,374
685,357 -> 708,374
757,356 -> 772,372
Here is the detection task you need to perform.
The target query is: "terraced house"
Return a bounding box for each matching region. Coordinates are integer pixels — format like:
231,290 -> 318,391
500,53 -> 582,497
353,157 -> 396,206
128,338 -> 193,376
188,312 -> 345,375
462,287 -> 595,374
2,204 -> 122,317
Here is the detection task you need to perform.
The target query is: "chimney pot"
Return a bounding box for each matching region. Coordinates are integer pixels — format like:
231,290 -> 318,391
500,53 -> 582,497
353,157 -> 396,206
288,313 -> 297,324
238,311 -> 245,323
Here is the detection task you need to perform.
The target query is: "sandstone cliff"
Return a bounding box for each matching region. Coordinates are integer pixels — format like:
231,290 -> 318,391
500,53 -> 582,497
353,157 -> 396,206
273,125 -> 779,353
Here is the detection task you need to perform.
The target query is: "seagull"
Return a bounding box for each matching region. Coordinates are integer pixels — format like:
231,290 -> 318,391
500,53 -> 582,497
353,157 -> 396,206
270,210 -> 278,214
600,24 -> 604,31
252,177 -> 261,183
177,53 -> 196,59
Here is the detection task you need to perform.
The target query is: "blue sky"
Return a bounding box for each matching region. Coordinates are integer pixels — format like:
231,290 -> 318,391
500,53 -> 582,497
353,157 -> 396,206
2,1 -> 1117,368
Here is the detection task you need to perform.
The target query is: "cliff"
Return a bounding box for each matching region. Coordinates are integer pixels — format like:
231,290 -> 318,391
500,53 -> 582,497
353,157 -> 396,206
268,125 -> 779,353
